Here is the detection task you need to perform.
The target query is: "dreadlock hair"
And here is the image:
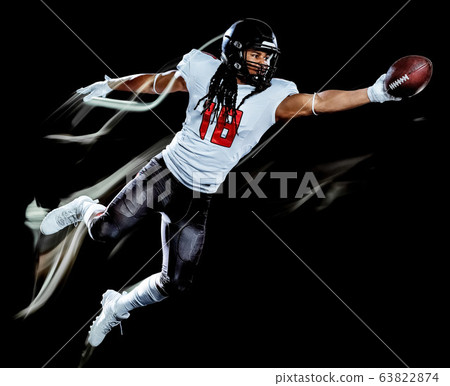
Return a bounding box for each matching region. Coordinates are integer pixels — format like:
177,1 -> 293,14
195,62 -> 268,131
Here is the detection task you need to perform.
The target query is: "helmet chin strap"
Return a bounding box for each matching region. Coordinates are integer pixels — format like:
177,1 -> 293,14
236,73 -> 271,90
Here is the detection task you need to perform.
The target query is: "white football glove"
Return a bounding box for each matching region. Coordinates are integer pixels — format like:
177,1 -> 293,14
367,74 -> 402,103
76,75 -> 113,102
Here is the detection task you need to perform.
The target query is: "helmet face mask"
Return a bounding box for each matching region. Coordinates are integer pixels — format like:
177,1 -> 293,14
221,19 -> 280,90
243,48 -> 278,87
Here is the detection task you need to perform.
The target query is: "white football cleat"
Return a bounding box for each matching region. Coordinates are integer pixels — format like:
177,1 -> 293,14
40,195 -> 98,235
87,290 -> 130,347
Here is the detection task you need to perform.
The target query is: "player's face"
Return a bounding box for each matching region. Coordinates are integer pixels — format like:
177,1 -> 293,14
245,49 -> 272,75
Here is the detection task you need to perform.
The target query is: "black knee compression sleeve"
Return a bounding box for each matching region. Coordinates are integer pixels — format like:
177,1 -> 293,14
89,213 -> 122,243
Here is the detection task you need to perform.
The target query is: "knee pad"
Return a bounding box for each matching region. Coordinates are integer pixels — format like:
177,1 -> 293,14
89,213 -> 121,243
159,270 -> 193,297
175,225 -> 205,264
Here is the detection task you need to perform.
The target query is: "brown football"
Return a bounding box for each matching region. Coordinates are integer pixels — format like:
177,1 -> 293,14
384,55 -> 433,97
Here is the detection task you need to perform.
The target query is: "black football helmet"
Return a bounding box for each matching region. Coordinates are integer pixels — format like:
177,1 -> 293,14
221,18 -> 280,89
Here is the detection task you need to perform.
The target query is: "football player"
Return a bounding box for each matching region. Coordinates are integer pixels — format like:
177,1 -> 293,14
39,18 -> 399,347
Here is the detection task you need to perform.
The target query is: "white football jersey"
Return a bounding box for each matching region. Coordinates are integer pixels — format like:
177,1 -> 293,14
162,49 -> 299,193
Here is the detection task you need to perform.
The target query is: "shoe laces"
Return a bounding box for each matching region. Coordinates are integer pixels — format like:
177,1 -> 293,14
102,315 -> 125,335
88,314 -> 125,341
57,209 -> 81,228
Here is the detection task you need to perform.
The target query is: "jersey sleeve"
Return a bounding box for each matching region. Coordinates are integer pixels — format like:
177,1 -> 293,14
268,79 -> 299,125
176,49 -> 196,86
176,49 -> 220,95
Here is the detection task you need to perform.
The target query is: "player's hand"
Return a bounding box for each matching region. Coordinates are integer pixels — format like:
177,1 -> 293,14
367,74 -> 402,103
76,75 -> 113,102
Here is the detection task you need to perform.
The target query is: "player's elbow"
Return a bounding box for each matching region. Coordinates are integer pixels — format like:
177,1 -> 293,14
275,94 -> 315,121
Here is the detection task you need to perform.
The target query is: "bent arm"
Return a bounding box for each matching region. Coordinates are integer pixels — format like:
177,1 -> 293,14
108,70 -> 187,94
275,88 -> 370,121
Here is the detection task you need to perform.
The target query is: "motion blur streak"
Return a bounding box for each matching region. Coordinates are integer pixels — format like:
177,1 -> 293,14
18,137 -> 172,317
19,27 -> 371,316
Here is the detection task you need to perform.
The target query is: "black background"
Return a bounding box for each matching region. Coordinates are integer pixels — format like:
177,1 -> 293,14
5,0 -> 446,368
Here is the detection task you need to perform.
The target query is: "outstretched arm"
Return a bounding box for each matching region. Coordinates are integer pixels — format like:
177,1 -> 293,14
108,70 -> 187,94
275,74 -> 400,121
276,88 -> 370,120
77,70 -> 187,101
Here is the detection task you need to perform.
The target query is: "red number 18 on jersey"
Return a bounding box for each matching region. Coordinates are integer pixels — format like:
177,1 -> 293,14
199,102 -> 243,148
